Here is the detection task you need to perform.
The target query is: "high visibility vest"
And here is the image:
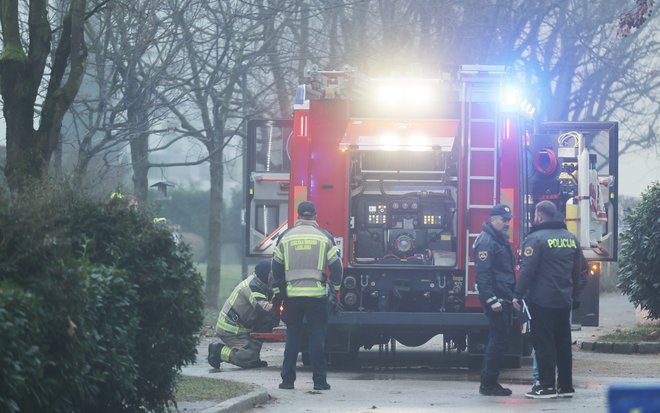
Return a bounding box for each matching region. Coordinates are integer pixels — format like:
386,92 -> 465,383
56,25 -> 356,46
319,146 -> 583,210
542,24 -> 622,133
216,275 -> 272,334
273,219 -> 340,297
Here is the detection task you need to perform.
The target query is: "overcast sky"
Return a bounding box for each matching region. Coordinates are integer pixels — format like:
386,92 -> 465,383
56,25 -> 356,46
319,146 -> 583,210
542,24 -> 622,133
618,151 -> 660,196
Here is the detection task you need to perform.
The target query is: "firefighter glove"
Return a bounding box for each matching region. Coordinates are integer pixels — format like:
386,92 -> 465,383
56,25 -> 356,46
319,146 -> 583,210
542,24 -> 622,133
328,294 -> 343,315
270,305 -> 281,326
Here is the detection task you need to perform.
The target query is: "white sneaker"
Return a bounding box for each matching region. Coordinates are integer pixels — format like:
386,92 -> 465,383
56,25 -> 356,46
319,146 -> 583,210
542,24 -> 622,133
525,385 -> 557,399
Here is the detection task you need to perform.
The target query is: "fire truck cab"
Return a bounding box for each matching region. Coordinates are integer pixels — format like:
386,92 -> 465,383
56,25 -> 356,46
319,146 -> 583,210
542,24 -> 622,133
245,65 -> 618,367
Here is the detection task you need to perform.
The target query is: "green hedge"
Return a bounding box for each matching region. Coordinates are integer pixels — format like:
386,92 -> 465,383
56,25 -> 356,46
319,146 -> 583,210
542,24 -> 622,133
0,184 -> 204,412
618,181 -> 660,320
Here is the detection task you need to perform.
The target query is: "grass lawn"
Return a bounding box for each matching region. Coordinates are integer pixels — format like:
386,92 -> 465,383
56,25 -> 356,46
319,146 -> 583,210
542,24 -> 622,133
174,375 -> 252,402
195,263 -> 245,303
597,326 -> 660,342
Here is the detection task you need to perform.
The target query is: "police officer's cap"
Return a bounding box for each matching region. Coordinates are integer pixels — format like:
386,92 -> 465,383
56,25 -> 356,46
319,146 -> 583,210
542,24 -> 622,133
254,260 -> 271,283
297,201 -> 316,218
490,204 -> 512,220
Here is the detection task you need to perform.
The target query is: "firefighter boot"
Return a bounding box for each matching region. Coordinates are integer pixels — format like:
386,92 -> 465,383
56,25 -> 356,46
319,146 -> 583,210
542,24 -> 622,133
207,342 -> 222,369
479,382 -> 512,396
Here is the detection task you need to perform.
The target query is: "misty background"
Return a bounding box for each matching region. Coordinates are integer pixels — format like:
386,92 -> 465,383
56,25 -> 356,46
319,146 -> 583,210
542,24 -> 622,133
1,0 -> 658,306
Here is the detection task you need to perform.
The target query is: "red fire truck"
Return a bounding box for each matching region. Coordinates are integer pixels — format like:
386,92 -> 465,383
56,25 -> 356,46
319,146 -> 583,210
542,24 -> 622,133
245,65 -> 618,367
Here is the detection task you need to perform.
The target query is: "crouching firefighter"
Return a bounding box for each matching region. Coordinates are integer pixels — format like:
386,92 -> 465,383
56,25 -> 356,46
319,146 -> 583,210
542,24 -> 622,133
208,260 -> 278,369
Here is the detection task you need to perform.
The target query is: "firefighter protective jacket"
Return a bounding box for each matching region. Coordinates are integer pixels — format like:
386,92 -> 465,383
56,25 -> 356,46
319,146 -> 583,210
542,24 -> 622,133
272,218 -> 342,298
216,274 -> 273,335
514,220 -> 588,309
474,221 -> 516,309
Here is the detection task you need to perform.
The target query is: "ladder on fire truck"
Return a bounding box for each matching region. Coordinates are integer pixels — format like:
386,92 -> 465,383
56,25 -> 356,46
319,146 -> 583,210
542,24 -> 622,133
459,66 -> 505,299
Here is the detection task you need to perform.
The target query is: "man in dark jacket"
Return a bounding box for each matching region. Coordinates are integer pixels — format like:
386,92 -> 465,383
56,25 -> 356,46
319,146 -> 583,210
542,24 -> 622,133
208,260 -> 277,369
474,204 -> 516,396
513,200 -> 588,399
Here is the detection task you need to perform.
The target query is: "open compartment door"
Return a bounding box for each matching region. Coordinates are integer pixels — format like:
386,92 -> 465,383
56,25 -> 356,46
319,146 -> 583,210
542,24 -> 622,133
528,122 -> 619,261
524,121 -> 618,326
245,119 -> 292,256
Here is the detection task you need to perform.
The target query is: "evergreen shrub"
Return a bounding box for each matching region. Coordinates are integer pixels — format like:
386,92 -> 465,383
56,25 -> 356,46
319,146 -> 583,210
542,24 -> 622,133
618,182 -> 660,320
0,184 -> 204,412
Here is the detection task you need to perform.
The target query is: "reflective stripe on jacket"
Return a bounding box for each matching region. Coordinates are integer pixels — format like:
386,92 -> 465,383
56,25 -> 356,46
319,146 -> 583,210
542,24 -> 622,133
216,274 -> 273,335
273,219 -> 341,297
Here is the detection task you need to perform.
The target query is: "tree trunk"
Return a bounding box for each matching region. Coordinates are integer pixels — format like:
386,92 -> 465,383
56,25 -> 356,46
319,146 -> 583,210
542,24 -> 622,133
126,76 -> 150,203
262,4 -> 290,117
1,0 -> 87,193
130,132 -> 150,203
205,147 -> 224,308
2,85 -> 47,190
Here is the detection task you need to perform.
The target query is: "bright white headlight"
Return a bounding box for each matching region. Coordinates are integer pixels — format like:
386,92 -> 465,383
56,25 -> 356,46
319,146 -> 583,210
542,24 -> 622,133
408,134 -> 430,151
377,84 -> 402,105
380,133 -> 400,151
406,84 -> 433,105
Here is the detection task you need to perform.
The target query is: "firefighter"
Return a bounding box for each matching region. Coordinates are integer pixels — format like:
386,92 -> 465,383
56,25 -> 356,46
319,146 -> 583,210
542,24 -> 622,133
513,200 -> 587,399
272,201 -> 343,391
207,260 -> 277,369
109,191 -> 138,210
474,204 -> 516,396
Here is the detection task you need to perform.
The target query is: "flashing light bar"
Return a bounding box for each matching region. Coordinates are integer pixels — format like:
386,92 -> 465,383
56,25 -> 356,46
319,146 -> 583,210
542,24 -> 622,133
500,85 -> 536,117
502,86 -> 522,108
342,132 -> 454,152
372,78 -> 438,107
341,119 -> 459,152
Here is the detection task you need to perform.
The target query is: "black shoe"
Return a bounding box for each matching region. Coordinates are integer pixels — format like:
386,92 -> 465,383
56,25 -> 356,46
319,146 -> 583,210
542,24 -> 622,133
278,381 -> 294,390
525,384 -> 557,399
207,343 -> 221,369
313,383 -> 331,391
479,383 -> 512,396
245,360 -> 268,369
557,387 -> 575,398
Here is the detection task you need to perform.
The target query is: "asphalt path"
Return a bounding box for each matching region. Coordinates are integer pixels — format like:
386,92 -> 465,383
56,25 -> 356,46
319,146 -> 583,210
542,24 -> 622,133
181,294 -> 660,413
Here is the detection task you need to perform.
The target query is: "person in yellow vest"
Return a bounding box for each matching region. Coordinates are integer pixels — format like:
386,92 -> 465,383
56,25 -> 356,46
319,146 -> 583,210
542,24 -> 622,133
272,201 -> 343,391
207,260 -> 276,369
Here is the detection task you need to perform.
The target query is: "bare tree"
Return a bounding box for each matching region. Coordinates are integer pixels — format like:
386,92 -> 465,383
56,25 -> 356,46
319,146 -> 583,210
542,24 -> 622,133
299,0 -> 658,155
162,0 -> 267,307
63,0 -> 193,200
0,0 -> 107,192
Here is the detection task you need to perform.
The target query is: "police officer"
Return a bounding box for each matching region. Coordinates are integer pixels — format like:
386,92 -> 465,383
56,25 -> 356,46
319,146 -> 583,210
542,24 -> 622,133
208,260 -> 276,369
474,204 -> 516,396
513,200 -> 587,399
272,201 -> 343,391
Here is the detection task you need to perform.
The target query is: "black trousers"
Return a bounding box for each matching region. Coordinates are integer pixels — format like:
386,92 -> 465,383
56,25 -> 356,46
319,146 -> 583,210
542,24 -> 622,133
528,303 -> 572,390
281,296 -> 328,386
481,304 -> 512,385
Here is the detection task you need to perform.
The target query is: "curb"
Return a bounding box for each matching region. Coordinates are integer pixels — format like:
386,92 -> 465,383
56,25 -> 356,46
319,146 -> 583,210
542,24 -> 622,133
580,341 -> 660,354
196,387 -> 270,413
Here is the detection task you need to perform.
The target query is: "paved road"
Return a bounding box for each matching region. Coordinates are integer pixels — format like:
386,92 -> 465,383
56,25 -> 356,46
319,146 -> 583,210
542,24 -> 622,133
181,293 -> 659,413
